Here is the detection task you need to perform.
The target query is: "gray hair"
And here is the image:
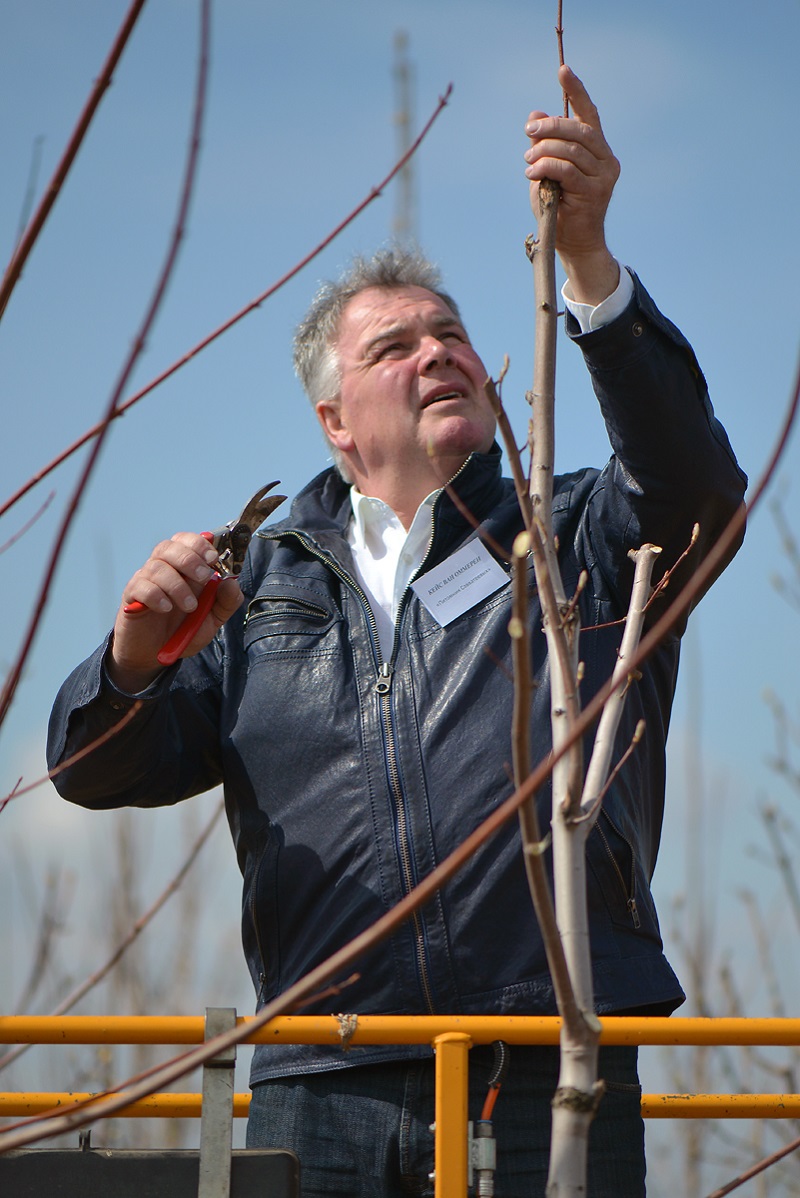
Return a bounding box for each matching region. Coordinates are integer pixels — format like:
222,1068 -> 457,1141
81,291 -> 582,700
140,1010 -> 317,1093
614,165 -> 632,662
293,248 -> 462,480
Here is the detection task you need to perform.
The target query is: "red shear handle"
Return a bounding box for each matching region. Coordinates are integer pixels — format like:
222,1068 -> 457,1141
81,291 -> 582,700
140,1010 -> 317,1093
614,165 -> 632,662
156,573 -> 222,666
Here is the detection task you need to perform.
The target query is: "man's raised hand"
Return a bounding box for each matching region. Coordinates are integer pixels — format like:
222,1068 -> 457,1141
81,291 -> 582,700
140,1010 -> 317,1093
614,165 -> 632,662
524,65 -> 621,305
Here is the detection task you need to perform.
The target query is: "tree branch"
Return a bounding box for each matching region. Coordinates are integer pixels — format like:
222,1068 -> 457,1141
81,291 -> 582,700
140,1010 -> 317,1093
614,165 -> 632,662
0,0 -> 149,321
0,797 -> 225,1075
0,0 -> 211,732
0,83 -> 454,523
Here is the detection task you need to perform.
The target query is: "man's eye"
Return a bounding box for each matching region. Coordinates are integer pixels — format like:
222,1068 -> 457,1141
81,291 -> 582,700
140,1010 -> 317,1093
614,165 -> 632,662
376,342 -> 405,359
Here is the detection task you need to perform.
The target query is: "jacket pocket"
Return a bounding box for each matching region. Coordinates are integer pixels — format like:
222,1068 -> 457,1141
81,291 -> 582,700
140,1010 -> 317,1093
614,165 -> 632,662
586,809 -> 643,931
243,592 -> 340,660
241,834 -> 281,1004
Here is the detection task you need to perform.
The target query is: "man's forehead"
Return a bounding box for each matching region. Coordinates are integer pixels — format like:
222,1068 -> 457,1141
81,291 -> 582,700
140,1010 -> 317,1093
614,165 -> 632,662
339,286 -> 461,343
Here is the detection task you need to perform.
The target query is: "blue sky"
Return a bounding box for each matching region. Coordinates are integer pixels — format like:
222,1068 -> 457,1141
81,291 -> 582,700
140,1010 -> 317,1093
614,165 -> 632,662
1,1 -> 799,1147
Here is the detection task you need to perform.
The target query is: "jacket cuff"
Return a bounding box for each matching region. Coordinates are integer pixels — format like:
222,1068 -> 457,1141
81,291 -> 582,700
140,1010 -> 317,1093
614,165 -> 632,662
565,267 -> 707,390
99,635 -> 178,713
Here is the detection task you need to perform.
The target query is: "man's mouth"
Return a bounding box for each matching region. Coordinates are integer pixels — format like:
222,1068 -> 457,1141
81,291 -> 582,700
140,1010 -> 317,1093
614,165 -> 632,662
422,388 -> 463,408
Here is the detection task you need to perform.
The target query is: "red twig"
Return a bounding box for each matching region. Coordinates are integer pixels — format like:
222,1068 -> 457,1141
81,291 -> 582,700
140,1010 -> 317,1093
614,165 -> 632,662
0,492 -> 55,556
703,1132 -> 800,1198
0,83 -> 454,524
556,0 -> 569,117
0,795 -> 224,1074
646,521 -> 699,607
0,700 -> 143,807
0,0 -> 210,732
0,779 -> 22,818
0,0 -> 149,321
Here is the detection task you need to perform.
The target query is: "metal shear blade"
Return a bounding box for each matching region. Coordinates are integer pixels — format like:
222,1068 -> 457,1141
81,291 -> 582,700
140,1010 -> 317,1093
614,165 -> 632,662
155,481 -> 286,664
212,481 -> 287,578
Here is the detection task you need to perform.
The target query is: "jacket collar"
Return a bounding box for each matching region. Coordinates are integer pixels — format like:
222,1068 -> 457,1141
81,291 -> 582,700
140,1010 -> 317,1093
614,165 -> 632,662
283,441 -> 506,542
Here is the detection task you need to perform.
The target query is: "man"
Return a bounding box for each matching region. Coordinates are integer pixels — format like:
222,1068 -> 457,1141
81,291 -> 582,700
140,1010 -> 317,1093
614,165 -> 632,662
49,68 -> 746,1196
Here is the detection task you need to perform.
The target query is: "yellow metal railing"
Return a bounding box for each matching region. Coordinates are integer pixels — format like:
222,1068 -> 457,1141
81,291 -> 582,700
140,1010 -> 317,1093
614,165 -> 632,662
2,1016 -> 799,1197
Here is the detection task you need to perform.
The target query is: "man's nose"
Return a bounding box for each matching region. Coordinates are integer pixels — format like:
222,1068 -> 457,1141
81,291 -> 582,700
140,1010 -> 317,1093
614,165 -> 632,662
419,336 -> 454,372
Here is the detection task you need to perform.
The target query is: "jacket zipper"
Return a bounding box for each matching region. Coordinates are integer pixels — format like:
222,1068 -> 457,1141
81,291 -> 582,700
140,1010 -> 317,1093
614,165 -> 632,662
595,818 -> 641,928
258,529 -> 438,1013
366,463 -> 471,1012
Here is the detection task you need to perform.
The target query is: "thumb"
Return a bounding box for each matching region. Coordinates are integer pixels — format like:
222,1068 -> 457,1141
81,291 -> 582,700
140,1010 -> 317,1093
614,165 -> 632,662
212,577 -> 245,627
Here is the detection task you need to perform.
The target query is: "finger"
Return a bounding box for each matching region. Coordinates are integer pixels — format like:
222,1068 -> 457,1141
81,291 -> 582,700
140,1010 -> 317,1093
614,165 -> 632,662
123,570 -> 197,615
125,534 -> 221,610
211,577 -> 244,625
524,113 -> 611,162
178,577 -> 243,659
559,64 -> 603,132
168,532 -> 220,569
525,108 -> 549,138
524,137 -> 603,181
124,557 -> 212,616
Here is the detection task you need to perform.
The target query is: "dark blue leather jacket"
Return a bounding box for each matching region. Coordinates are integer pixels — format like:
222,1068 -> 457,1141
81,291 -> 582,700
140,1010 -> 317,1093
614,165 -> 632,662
48,275 -> 746,1082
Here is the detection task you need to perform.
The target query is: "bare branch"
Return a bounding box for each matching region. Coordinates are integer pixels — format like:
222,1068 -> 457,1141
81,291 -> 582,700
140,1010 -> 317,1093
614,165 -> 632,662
1,701 -> 143,807
770,494 -> 800,611
0,492 -> 55,557
11,136 -> 46,252
11,868 -> 73,1012
0,0 -> 211,731
0,83 -> 454,523
484,372 -> 532,529
0,797 -> 225,1075
647,522 -> 699,608
556,0 -> 569,116
0,0 -> 148,321
440,475 -> 511,564
702,1133 -> 800,1198
579,545 -> 661,822
0,778 -> 22,818
577,718 -> 645,826
761,804 -> 800,936
510,531 -> 581,1028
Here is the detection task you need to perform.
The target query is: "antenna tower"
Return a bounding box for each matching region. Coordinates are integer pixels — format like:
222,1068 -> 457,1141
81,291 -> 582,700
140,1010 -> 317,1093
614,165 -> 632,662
392,30 -> 417,245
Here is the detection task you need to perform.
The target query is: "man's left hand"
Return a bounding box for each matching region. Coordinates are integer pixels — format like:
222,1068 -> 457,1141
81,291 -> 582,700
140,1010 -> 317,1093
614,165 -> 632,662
524,65 -> 621,305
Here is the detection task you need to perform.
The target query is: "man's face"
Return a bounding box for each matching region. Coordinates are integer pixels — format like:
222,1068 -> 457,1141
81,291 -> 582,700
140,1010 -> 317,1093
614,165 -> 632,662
316,286 -> 495,506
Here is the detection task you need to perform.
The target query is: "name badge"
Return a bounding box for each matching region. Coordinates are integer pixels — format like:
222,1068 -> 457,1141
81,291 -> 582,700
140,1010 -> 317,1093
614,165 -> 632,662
411,540 -> 508,627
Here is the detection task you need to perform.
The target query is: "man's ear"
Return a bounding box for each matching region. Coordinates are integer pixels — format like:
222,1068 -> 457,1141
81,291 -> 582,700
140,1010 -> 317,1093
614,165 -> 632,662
316,399 -> 355,453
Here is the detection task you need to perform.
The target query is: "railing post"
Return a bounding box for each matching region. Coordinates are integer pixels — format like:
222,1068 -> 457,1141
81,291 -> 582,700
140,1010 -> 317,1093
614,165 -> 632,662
432,1031 -> 472,1198
198,1006 -> 237,1198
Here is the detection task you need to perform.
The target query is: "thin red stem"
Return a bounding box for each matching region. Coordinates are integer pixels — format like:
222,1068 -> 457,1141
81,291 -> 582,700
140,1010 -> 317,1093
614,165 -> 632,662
703,1133 -> 800,1198
0,491 -> 55,556
0,0 -> 149,321
0,0 -> 210,731
0,83 -> 453,523
0,701 -> 143,807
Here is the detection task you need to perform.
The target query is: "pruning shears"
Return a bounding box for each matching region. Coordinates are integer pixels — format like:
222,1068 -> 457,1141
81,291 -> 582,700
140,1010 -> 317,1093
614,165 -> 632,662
124,481 -> 286,667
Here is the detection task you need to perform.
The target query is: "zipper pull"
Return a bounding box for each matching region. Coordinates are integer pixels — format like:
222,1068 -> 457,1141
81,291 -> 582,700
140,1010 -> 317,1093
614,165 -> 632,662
627,897 -> 641,929
375,662 -> 394,695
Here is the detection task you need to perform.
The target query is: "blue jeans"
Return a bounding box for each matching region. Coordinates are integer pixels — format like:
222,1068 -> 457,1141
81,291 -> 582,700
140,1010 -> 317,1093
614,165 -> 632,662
247,1045 -> 645,1197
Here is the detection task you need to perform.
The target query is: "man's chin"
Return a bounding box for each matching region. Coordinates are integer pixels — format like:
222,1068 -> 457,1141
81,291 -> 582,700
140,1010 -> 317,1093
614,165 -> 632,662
427,438 -> 495,471
423,411 -> 495,458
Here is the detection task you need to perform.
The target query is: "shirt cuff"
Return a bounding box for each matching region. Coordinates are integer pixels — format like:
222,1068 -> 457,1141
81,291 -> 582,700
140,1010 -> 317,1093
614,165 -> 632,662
562,263 -> 634,334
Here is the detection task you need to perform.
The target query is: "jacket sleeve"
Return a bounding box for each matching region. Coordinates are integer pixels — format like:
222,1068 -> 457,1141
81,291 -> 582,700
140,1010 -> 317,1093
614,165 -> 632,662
565,269 -> 747,622
47,631 -> 226,810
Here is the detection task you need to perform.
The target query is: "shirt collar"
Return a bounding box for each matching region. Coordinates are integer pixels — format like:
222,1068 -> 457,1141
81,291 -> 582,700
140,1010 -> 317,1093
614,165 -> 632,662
348,486 -> 440,550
